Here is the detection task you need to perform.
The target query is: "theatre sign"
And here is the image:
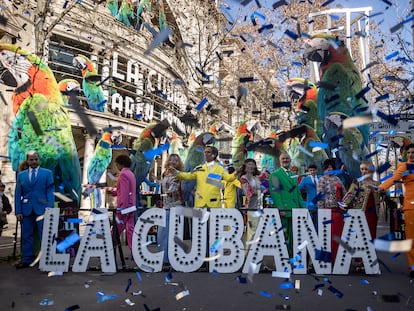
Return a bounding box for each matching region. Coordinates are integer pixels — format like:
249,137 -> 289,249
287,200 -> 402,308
98,52 -> 187,127
50,36 -> 188,133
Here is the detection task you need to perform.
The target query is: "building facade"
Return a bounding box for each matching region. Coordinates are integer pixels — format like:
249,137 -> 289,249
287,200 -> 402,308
0,0 -> 240,208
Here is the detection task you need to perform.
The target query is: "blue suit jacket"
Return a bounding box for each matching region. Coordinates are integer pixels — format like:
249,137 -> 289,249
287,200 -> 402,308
15,167 -> 55,216
299,175 -> 321,210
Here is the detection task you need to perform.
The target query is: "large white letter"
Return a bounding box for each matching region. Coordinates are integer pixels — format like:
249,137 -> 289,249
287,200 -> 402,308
168,207 -> 207,272
39,208 -> 70,272
208,209 -> 245,273
292,209 -> 332,274
333,209 -> 380,274
132,208 -> 165,272
242,209 -> 291,274
72,209 -> 116,273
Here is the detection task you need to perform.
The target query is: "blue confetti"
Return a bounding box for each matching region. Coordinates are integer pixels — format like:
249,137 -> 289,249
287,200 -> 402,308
327,285 -> 343,298
56,232 -> 80,253
309,141 -> 328,149
379,173 -> 393,183
259,290 -> 272,297
385,51 -> 399,60
195,97 -> 209,110
66,218 -> 83,223
125,278 -> 131,293
279,282 -> 295,289
284,29 -> 298,40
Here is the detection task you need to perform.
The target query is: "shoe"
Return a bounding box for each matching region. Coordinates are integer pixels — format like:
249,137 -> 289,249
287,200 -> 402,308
15,262 -> 31,269
409,271 -> 414,278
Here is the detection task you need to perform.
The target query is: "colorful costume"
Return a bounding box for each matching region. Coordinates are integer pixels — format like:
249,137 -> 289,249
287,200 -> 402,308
112,167 -> 136,251
240,174 -> 262,242
343,180 -> 380,240
380,162 -> 414,274
269,167 -> 305,252
177,162 -> 236,208
317,175 -> 346,262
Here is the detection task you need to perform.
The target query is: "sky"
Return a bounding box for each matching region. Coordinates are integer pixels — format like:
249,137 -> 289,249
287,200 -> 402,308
221,0 -> 413,45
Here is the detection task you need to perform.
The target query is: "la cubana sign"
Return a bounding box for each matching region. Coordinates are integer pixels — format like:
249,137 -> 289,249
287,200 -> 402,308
39,207 -> 379,275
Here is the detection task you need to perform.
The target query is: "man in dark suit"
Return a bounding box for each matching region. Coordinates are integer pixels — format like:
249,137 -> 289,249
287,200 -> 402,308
15,151 -> 54,268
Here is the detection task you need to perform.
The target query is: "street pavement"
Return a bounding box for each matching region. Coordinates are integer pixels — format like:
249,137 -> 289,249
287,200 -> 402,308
0,215 -> 413,311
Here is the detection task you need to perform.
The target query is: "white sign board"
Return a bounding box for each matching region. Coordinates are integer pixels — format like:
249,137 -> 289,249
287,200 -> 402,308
369,133 -> 414,144
370,121 -> 414,132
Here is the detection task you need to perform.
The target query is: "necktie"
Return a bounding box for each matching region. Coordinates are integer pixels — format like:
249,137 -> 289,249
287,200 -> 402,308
31,169 -> 36,183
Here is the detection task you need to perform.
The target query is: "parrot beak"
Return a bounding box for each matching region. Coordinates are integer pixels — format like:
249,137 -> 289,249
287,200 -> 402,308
72,56 -> 87,70
0,65 -> 17,87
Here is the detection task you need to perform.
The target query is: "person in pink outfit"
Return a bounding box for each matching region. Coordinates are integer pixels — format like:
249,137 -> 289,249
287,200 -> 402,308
112,155 -> 136,252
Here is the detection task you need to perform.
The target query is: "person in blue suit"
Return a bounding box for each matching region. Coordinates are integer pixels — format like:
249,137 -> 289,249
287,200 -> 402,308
299,164 -> 320,227
15,151 -> 54,268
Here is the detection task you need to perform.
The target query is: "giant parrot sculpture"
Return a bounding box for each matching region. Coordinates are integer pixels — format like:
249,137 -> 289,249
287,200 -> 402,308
117,0 -> 135,27
167,129 -> 187,162
324,112 -> 369,179
182,132 -> 216,207
86,131 -> 122,209
0,43 -> 81,201
286,78 -> 320,138
304,33 -> 369,146
130,121 -> 169,197
72,54 -> 107,112
285,124 -> 329,170
136,0 -> 153,30
106,0 -> 119,16
231,119 -> 260,169
58,79 -> 81,106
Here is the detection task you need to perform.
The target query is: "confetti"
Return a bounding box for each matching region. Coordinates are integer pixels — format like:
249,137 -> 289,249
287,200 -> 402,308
125,298 -> 135,306
56,232 -> 80,253
175,290 -> 190,301
144,27 -> 173,55
327,285 -> 343,298
272,271 -> 290,278
374,238 -> 413,252
259,290 -> 272,297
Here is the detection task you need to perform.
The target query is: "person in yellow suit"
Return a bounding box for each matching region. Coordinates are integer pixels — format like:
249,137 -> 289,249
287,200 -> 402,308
223,166 -> 242,208
174,146 -> 240,208
379,143 -> 414,279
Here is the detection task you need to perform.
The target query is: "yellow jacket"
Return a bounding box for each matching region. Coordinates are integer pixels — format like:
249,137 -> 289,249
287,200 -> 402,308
177,162 -> 237,208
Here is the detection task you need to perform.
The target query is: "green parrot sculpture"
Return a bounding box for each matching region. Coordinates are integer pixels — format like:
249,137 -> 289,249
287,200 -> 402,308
58,78 -> 81,106
304,33 -> 369,146
136,0 -> 152,30
106,0 -> 119,16
231,119 -> 260,169
72,54 -> 107,112
86,131 -> 122,209
117,0 -> 135,27
324,112 -> 368,179
130,121 -> 169,194
0,43 -> 81,201
285,77 -> 321,139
